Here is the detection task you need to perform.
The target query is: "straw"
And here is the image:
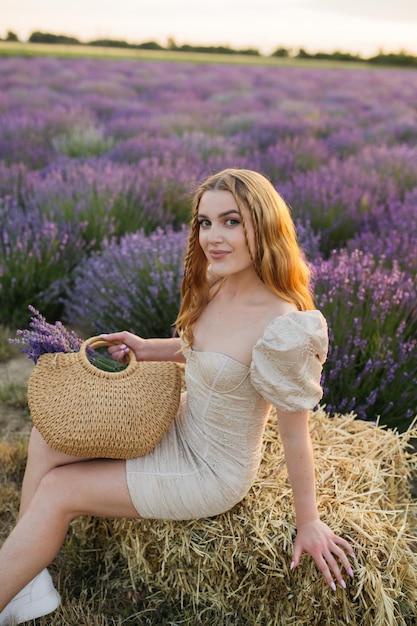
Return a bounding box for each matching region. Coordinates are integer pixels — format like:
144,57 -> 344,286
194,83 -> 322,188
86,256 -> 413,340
67,407 -> 417,625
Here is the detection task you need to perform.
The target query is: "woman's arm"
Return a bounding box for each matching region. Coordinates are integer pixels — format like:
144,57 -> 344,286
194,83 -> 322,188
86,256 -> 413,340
276,409 -> 355,590
101,331 -> 185,364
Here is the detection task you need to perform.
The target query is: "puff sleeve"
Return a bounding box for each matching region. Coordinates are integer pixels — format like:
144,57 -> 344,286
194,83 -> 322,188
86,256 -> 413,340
250,310 -> 328,412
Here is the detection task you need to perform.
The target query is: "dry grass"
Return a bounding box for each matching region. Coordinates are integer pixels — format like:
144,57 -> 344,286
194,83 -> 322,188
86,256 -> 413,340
1,408 -> 417,625
0,382 -> 28,409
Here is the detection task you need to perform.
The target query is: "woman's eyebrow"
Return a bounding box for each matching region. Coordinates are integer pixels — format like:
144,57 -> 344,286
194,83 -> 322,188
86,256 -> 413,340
197,209 -> 241,218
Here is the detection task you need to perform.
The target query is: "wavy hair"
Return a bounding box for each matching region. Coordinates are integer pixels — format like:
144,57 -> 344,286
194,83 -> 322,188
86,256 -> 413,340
175,169 -> 314,345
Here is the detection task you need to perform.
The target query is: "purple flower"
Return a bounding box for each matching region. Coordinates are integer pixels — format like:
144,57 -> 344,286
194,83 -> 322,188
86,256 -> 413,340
64,228 -> 188,338
9,305 -> 82,364
1,56 -> 416,431
312,249 -> 417,430
9,305 -> 126,372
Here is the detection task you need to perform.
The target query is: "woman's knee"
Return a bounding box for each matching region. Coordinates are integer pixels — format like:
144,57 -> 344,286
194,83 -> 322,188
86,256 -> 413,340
34,467 -> 79,521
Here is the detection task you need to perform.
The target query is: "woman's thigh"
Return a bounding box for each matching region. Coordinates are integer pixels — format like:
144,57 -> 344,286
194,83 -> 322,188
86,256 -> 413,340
28,427 -> 91,468
39,458 -> 141,520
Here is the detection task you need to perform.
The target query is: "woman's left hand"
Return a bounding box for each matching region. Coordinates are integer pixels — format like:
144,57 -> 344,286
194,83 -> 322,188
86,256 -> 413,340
291,519 -> 355,590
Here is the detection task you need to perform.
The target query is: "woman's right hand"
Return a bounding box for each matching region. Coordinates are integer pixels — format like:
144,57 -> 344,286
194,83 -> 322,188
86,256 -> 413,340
100,331 -> 147,363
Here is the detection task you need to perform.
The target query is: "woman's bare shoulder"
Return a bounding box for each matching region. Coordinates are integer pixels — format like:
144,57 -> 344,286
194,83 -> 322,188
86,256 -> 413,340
259,289 -> 298,320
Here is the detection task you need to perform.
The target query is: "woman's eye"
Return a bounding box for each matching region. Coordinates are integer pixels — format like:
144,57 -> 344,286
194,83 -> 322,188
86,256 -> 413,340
198,219 -> 211,228
226,218 -> 240,226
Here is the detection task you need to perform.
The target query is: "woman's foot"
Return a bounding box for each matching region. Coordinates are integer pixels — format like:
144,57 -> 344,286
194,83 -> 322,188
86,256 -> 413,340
0,569 -> 60,625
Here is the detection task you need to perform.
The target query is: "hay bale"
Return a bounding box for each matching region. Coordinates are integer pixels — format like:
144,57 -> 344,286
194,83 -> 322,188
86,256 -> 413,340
71,408 -> 417,626
2,411 -> 416,624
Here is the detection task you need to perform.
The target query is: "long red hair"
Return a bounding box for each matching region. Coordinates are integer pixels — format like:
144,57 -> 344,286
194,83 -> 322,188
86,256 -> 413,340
175,169 -> 314,346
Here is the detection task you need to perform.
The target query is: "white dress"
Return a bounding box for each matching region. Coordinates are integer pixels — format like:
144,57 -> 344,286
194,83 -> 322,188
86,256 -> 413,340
126,310 -> 328,520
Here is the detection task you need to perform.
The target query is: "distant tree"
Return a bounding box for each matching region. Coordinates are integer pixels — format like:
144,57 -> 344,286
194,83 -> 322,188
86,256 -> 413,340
294,47 -> 417,66
167,37 -> 177,50
87,38 -> 164,51
295,48 -> 363,62
237,48 -> 260,56
312,50 -> 361,62
170,43 -> 259,56
331,51 -> 361,62
135,41 -> 164,50
28,31 -> 80,45
296,48 -> 312,59
271,47 -> 290,58
6,30 -> 19,42
88,38 -> 131,48
368,50 -> 417,67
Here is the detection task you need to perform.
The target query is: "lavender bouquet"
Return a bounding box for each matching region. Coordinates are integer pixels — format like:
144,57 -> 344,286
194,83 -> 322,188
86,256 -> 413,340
9,306 -> 125,372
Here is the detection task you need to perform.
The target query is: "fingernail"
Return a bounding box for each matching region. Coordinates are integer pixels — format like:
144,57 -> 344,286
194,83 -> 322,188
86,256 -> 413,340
341,579 -> 346,589
290,561 -> 295,570
100,333 -> 108,337
348,568 -> 354,577
330,582 -> 336,592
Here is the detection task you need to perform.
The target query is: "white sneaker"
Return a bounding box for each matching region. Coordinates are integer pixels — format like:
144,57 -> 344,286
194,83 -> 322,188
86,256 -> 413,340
0,569 -> 60,625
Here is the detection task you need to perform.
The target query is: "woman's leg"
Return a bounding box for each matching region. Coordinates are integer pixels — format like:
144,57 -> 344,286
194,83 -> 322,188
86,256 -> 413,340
0,454 -> 140,611
19,427 -> 90,517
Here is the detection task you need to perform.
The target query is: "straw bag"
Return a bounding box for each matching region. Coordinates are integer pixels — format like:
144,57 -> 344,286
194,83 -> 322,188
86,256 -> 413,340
27,336 -> 182,459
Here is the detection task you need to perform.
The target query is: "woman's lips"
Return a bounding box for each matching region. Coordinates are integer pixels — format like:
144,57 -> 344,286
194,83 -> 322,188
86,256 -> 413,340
209,250 -> 229,260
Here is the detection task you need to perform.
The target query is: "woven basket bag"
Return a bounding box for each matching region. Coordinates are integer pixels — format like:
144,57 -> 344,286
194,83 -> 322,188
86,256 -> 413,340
27,336 -> 182,459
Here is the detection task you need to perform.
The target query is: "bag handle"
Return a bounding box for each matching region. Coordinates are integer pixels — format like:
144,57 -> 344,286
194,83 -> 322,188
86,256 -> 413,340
79,336 -> 137,372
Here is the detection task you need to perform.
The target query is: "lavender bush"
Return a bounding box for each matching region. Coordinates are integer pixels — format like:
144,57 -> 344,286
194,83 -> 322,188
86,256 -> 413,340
346,187 -> 417,275
278,146 -> 416,256
0,161 -> 27,198
0,198 -> 88,326
19,156 -> 197,243
52,123 -> 115,158
313,250 -> 417,431
64,228 -> 188,338
0,55 -> 416,429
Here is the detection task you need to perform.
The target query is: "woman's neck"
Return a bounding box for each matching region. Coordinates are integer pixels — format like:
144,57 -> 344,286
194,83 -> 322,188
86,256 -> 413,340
215,269 -> 264,300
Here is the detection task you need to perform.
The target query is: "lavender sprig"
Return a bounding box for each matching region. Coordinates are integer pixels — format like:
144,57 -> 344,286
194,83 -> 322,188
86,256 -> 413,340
9,305 -> 82,364
9,305 -> 125,371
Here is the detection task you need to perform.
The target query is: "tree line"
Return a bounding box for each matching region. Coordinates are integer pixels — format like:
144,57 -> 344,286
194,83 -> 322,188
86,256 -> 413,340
2,29 -> 417,67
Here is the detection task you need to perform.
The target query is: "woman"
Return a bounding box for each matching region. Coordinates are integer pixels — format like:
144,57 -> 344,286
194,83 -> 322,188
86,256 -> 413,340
0,169 -> 354,625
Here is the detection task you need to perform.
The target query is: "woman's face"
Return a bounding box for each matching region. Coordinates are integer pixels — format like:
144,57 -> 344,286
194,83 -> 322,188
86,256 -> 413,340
197,190 -> 256,278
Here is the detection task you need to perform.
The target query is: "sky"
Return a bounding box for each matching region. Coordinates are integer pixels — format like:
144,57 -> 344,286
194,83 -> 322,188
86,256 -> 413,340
3,0 -> 417,57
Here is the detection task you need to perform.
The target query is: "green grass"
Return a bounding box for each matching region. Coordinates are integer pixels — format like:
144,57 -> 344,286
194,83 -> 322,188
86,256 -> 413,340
0,325 -> 19,362
0,40 -> 381,70
0,382 -> 28,409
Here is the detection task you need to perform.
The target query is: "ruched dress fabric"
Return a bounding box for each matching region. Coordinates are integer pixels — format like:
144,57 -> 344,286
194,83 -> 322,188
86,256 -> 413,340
126,310 -> 328,520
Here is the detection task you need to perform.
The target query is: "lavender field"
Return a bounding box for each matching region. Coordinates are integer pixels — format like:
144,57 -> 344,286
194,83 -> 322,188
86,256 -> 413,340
0,56 -> 416,430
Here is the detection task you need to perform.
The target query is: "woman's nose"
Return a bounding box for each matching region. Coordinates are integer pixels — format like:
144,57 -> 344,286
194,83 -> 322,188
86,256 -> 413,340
207,225 -> 223,243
